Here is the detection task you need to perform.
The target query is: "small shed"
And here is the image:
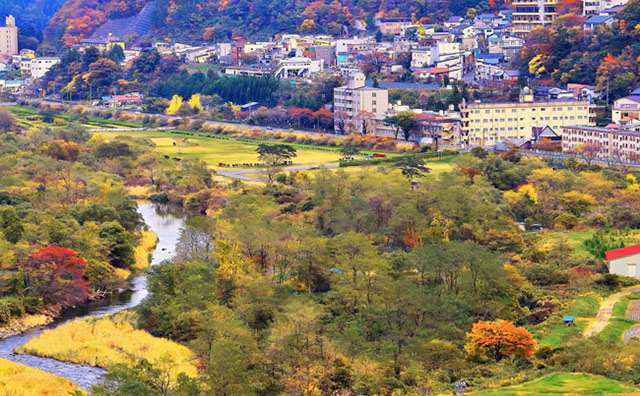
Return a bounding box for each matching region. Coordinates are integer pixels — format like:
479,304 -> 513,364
563,316 -> 575,326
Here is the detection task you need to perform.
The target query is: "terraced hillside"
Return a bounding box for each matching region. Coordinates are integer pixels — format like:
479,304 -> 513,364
91,1 -> 155,40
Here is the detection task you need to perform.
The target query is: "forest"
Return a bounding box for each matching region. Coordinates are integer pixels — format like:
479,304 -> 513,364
3,104 -> 640,394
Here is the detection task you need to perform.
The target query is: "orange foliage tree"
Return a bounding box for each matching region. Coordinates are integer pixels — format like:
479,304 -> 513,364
465,320 -> 536,361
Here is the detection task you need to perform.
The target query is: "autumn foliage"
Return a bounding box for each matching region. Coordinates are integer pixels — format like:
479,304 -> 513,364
465,320 -> 536,361
19,246 -> 90,309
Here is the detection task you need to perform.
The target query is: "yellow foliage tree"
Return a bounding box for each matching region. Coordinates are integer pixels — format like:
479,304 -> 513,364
298,19 -> 318,33
188,94 -> 202,112
166,94 -> 184,115
528,54 -> 546,75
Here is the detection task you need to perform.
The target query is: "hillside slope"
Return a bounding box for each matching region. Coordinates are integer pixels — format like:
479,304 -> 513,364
43,0 -> 490,44
0,0 -> 66,31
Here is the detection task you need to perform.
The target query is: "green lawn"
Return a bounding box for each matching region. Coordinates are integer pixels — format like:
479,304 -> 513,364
538,295 -> 601,347
599,291 -> 640,341
96,129 -> 402,169
472,372 -> 636,395
537,229 -> 596,254
9,105 -> 140,130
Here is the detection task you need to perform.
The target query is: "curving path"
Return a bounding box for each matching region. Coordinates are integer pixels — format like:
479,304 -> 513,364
584,286 -> 640,337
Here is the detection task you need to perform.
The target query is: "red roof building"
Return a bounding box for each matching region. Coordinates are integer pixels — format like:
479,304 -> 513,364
605,244 -> 640,261
606,244 -> 640,278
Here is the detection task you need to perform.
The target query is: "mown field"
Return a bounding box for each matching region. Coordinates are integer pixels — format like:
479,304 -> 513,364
96,129 -> 402,170
238,155 -> 458,181
8,105 -> 140,130
472,372 -> 636,395
537,294 -> 601,347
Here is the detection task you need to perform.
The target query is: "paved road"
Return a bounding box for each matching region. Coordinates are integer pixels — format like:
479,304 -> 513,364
584,286 -> 640,337
217,163 -> 340,182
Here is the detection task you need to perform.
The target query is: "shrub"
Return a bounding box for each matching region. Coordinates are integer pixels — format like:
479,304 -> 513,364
0,300 -> 12,325
190,119 -> 205,131
23,296 -> 43,315
555,212 -> 579,230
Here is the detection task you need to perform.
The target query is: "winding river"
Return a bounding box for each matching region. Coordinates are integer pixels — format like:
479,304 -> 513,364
0,203 -> 186,390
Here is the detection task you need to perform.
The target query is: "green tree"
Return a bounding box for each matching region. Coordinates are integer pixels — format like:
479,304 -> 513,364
394,156 -> 430,179
395,111 -> 418,141
107,44 -> 125,63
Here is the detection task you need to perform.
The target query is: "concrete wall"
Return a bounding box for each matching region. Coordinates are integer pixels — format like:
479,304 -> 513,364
609,255 -> 640,279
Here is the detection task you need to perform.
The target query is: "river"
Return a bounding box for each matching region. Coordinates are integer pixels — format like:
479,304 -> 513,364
0,203 -> 186,390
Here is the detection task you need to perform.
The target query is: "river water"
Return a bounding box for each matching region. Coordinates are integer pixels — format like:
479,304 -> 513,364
0,203 -> 186,390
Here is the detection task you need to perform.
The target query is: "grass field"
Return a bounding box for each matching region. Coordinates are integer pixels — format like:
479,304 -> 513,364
599,291 -> 640,341
239,154 -> 458,181
538,294 -> 601,347
0,358 -> 83,395
471,372 -> 636,395
133,230 -> 158,270
96,129 -> 401,170
17,311 -> 197,378
8,105 -> 140,130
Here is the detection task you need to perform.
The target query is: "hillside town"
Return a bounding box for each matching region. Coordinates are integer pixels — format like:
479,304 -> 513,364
7,0 -> 640,395
1,0 -> 639,162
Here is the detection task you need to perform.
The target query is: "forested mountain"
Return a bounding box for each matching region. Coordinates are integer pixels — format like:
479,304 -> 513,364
0,0 -> 66,31
42,0 -> 492,45
520,0 -> 640,101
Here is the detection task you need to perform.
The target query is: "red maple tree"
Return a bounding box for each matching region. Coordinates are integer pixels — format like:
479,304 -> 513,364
20,246 -> 90,309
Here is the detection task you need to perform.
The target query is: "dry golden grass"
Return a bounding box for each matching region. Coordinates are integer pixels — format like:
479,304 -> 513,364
126,185 -> 153,198
0,358 -> 83,396
17,311 -> 197,377
134,230 -> 158,269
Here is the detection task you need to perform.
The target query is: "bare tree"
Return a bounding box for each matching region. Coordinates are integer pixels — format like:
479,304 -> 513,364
574,143 -> 601,166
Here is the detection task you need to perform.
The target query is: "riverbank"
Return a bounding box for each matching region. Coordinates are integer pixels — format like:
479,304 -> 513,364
0,314 -> 52,341
0,357 -> 84,396
0,203 -> 187,391
16,311 -> 197,378
0,230 -> 159,342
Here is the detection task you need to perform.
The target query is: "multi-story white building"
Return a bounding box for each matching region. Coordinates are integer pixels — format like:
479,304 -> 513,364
334,72 -> 388,134
29,57 -> 61,79
583,0 -> 630,15
511,0 -> 559,37
612,96 -> 640,124
562,125 -> 640,161
0,16 -> 18,61
274,57 -> 323,79
460,89 -> 594,146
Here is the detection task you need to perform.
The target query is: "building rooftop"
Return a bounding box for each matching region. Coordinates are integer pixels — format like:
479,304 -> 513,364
563,125 -> 640,138
606,244 -> 640,261
584,15 -> 613,24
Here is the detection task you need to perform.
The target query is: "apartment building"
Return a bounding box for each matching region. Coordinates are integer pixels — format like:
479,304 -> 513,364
612,96 -> 640,124
27,57 -> 61,79
0,16 -> 18,60
460,89 -> 593,146
583,0 -> 630,15
511,0 -> 558,37
378,18 -> 413,35
562,125 -> 640,160
334,72 -> 388,134
78,36 -> 125,52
